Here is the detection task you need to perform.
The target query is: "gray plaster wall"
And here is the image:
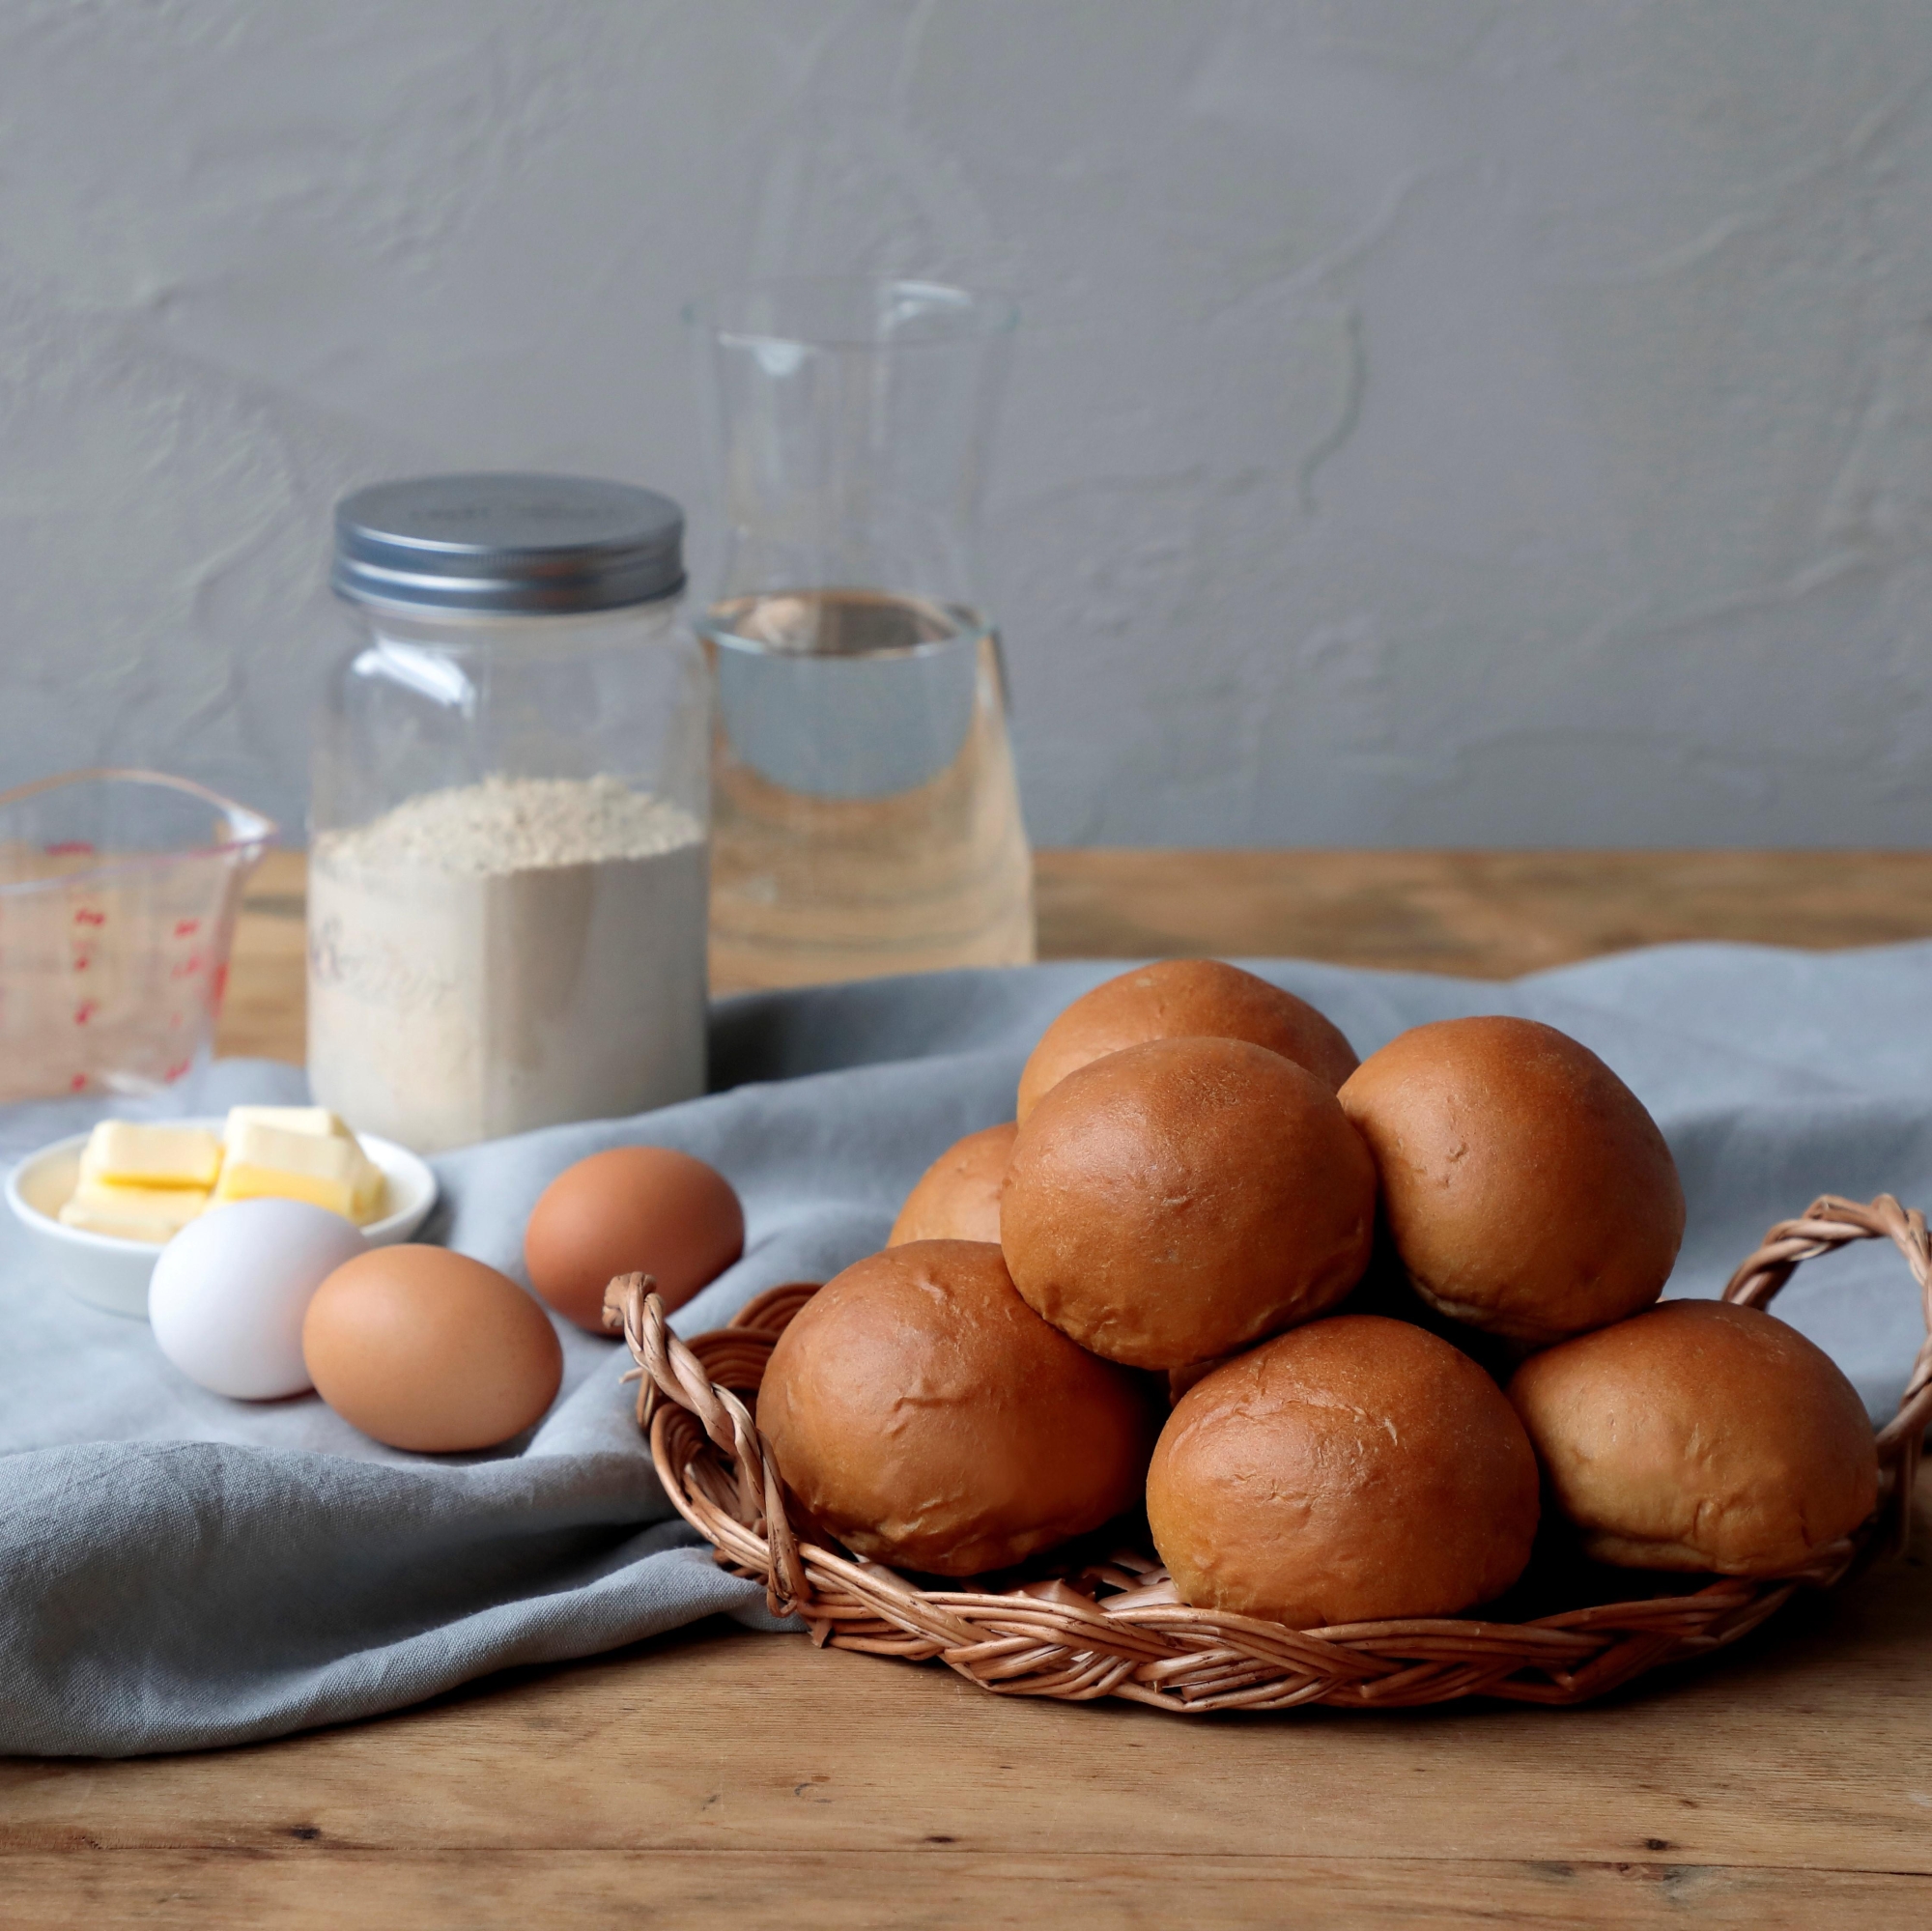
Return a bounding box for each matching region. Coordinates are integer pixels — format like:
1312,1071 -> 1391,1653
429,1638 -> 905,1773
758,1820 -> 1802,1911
3,1 -> 1929,848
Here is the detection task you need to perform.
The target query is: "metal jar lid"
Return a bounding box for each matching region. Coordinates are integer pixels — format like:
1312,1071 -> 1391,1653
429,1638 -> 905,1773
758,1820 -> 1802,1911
331,472 -> 686,614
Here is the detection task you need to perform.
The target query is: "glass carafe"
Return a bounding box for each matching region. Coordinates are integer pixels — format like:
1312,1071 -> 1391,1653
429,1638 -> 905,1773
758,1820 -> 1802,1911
690,278 -> 1034,991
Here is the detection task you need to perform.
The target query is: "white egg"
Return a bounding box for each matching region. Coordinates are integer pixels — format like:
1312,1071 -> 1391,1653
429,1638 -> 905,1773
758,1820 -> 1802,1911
150,1199 -> 368,1400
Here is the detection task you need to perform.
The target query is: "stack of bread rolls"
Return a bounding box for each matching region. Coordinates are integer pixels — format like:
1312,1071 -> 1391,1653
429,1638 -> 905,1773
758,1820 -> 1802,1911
758,960 -> 1880,1624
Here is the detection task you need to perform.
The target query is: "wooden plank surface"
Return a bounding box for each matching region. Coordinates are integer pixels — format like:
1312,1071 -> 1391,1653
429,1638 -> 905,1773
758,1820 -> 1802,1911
216,850 -> 308,1064
29,847 -> 1932,1928
1032,848 -> 1932,980
3,1849 -> 1928,1931
217,848 -> 1932,1065
4,1479 -> 1928,1926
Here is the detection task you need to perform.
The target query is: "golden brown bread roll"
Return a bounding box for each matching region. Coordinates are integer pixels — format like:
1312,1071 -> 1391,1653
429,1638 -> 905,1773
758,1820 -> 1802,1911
1338,1016 -> 1684,1345
888,1122 -> 1016,1247
756,1240 -> 1155,1577
1016,959 -> 1358,1122
1001,1036 -> 1378,1370
1336,1236 -> 1522,1387
1508,1298 -> 1879,1575
1148,1315 -> 1540,1627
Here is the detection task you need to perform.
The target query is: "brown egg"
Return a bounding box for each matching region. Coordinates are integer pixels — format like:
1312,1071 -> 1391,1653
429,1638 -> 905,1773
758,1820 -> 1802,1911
525,1146 -> 745,1333
888,1122 -> 1016,1246
303,1246 -> 563,1453
1016,959 -> 1359,1122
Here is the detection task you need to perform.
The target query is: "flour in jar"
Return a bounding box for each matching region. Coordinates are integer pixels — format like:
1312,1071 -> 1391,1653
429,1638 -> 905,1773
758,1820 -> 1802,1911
307,776 -> 707,1152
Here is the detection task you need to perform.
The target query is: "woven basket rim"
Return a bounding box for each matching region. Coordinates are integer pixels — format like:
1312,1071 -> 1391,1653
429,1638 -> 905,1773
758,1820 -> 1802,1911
607,1193 -> 1932,1714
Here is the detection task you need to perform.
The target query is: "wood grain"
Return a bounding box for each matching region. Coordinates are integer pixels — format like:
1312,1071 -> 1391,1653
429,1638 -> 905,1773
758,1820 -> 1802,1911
214,849 -> 307,1065
5,1478 -> 1927,1927
1034,848 -> 1932,979
214,849 -> 1932,1065
4,1851 -> 1926,1930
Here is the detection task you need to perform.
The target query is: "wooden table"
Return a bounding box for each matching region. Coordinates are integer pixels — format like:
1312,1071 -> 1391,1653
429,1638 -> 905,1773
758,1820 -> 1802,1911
213,848 -> 1932,1059
10,851 -> 1932,1928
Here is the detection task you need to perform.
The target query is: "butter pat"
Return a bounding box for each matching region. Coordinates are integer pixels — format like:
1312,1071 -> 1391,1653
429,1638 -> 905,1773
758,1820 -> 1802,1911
60,1180 -> 211,1243
212,1121 -> 385,1225
221,1106 -> 354,1150
78,1122 -> 223,1191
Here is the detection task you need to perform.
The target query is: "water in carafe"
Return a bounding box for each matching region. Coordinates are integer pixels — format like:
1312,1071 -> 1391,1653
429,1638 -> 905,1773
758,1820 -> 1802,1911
690,277 -> 1034,989
704,587 -> 1032,988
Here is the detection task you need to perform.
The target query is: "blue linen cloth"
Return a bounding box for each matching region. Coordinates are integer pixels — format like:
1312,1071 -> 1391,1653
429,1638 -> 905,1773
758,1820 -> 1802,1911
4,946 -> 1931,1757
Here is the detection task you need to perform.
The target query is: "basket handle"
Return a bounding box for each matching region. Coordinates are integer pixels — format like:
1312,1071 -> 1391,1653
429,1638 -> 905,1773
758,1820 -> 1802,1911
603,1272 -> 810,1616
1722,1193 -> 1932,1551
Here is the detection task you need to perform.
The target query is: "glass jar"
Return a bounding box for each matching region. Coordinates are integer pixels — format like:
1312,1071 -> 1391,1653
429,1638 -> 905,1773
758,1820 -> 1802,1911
309,473 -> 708,1153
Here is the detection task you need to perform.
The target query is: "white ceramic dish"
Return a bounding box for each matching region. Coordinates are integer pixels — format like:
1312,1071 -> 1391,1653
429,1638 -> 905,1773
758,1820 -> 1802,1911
5,1122 -> 438,1319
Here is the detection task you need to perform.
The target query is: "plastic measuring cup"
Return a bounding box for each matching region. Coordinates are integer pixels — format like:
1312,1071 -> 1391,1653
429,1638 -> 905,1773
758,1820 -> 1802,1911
0,770 -> 275,1103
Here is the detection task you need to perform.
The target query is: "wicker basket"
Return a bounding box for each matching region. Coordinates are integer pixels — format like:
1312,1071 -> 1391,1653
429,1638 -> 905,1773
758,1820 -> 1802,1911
604,1194 -> 1932,1714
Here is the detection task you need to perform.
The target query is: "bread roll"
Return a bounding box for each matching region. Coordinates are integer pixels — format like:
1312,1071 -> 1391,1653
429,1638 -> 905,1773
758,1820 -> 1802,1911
756,1240 -> 1155,1577
1002,1036 -> 1377,1370
1508,1298 -> 1878,1575
1148,1316 -> 1540,1627
1016,959 -> 1358,1122
1338,1016 -> 1684,1344
1336,1238 -> 1523,1389
888,1122 -> 1016,1247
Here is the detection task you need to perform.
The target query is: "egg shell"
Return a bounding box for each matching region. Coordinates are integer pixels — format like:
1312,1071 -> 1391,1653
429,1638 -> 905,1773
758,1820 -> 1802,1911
524,1146 -> 745,1333
150,1199 -> 368,1401
303,1245 -> 563,1452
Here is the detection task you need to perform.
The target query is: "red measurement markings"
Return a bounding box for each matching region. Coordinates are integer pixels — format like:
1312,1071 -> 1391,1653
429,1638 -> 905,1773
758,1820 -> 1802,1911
174,918 -> 200,938
73,1000 -> 99,1026
211,960 -> 229,1006
70,1073 -> 88,1092
72,908 -> 106,927
45,841 -> 96,857
164,1057 -> 191,1083
170,952 -> 206,980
